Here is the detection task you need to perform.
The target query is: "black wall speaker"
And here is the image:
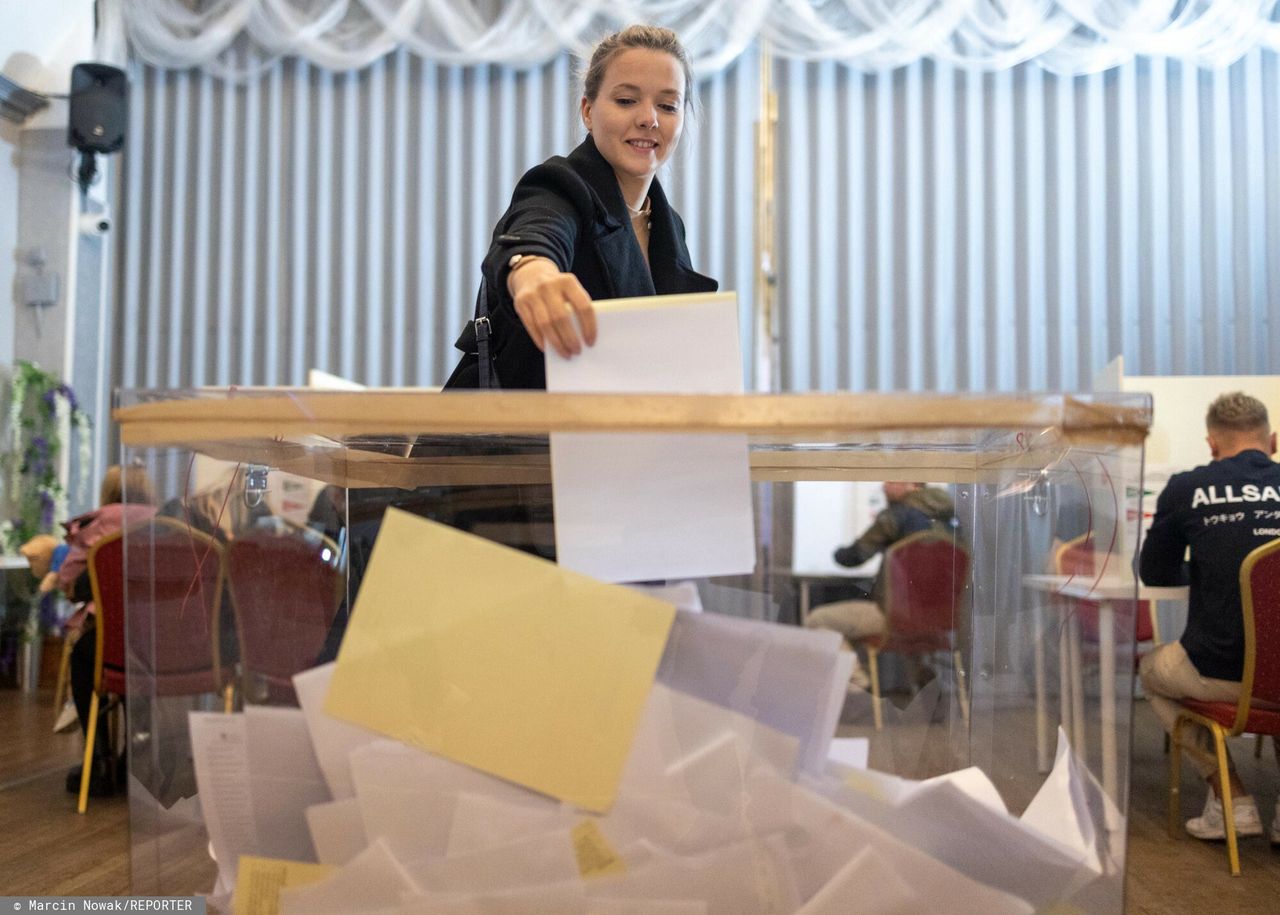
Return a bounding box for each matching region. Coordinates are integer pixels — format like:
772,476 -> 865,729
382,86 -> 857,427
68,63 -> 127,155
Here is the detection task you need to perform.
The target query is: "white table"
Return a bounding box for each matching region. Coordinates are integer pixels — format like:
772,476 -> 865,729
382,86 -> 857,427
0,555 -> 31,571
1023,574 -> 1187,806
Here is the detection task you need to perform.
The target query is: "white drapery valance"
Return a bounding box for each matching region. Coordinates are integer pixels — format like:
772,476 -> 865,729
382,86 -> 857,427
121,0 -> 1280,79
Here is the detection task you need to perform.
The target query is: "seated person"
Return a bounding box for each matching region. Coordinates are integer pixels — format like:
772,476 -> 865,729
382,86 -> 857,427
1139,391 -> 1280,841
60,464 -> 157,796
805,481 -> 957,687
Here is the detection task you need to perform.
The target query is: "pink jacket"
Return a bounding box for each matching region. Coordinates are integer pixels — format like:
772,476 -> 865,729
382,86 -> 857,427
57,503 -> 158,609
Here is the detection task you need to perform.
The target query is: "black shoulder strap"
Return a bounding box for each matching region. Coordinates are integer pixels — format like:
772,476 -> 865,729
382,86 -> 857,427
473,281 -> 495,390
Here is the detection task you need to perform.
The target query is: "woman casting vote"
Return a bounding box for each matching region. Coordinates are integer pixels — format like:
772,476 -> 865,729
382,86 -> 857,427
446,24 -> 718,390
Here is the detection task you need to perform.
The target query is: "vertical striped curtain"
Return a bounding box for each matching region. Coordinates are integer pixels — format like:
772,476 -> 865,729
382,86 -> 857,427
777,50 -> 1280,392
114,46 -> 1280,399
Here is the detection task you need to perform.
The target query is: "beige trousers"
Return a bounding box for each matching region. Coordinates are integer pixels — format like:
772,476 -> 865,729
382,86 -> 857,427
804,599 -> 887,643
1138,640 -> 1242,778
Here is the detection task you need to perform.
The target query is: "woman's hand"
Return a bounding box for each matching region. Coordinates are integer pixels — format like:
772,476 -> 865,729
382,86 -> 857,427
507,258 -> 598,358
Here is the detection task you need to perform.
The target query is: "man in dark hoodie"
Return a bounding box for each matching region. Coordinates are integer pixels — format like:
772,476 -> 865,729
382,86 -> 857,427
805,482 -> 957,686
1139,391 -> 1280,842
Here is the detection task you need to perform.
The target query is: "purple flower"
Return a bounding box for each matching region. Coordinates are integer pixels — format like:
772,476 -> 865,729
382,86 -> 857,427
39,491 -> 55,529
39,383 -> 80,418
26,436 -> 51,480
57,384 -> 79,412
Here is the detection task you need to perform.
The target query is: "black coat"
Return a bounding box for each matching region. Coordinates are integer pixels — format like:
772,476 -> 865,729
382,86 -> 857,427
445,135 -> 718,390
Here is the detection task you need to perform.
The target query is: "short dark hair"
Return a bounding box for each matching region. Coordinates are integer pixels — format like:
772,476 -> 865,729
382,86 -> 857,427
1205,391 -> 1270,435
582,25 -> 694,114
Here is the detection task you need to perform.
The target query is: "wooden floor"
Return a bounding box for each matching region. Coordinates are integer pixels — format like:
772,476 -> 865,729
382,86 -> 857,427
1122,704 -> 1280,913
0,685 -> 1277,909
0,686 -> 131,895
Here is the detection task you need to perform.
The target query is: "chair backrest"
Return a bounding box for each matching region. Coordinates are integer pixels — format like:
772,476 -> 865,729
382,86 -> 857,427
87,532 -> 126,682
226,526 -> 342,701
1055,533 -> 1157,644
1238,538 -> 1280,728
89,516 -> 227,697
882,531 -> 970,644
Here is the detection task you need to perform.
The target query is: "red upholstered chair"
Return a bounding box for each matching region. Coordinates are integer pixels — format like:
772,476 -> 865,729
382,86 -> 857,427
858,531 -> 971,731
79,517 -> 233,813
1055,533 -> 1160,647
1167,537 -> 1280,876
225,525 -> 342,704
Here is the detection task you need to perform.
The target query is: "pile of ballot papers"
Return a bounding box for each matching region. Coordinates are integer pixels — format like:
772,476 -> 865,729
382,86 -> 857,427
188,511 -> 1115,914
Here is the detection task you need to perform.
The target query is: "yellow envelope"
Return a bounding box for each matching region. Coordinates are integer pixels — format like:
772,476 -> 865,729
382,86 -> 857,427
324,508 -> 676,812
233,856 -> 334,915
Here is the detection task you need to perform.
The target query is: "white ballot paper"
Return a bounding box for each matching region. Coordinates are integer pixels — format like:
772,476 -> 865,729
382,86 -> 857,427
1020,728 -> 1113,874
294,662 -> 382,799
190,712 -> 259,888
306,797 -> 369,866
826,746 -> 1101,908
826,739 -> 869,772
277,838 -> 420,915
545,292 -> 755,583
245,705 -> 332,862
656,610 -> 847,775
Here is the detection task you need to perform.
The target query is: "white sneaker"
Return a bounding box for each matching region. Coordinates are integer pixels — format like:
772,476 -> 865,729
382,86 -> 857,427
52,698 -> 78,734
1185,792 -> 1264,841
1270,800 -> 1280,845
847,662 -> 870,693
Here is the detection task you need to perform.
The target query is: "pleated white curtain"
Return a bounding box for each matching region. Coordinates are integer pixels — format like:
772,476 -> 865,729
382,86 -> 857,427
119,0 -> 1280,76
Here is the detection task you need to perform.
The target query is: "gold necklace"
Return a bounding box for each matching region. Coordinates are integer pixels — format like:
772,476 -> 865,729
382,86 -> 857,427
626,197 -> 652,230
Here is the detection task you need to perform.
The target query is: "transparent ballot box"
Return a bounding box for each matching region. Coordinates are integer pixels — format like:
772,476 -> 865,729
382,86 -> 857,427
112,389 -> 1151,912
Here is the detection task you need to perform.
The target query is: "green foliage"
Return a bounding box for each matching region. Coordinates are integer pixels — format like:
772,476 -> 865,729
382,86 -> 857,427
1,360 -> 91,554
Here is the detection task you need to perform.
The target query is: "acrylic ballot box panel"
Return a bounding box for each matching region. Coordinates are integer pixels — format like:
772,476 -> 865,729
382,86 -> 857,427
114,390 -> 1150,913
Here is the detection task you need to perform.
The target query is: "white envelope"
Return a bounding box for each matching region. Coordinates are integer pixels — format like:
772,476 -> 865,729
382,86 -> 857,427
393,882 -> 588,914
306,797 -> 369,866
589,900 -> 709,915
246,705 -> 331,862
618,683 -> 799,804
795,846 -> 918,914
277,838 -> 421,915
584,835 -> 800,915
293,662 -> 383,799
627,581 -> 704,613
350,740 -> 554,861
826,738 -> 869,772
776,776 -> 1032,914
401,828 -> 580,894
594,793 -> 743,857
656,610 -> 846,775
1019,728 -> 1108,878
823,764 -> 1092,908
446,792 -> 574,857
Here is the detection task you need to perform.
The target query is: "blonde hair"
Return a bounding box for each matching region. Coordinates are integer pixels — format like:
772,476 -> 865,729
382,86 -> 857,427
99,463 -> 156,506
1206,392 -> 1270,436
582,25 -> 695,113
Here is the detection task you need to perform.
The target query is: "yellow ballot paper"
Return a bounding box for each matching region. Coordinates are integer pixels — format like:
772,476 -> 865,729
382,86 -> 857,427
571,818 -> 627,878
233,855 -> 334,915
324,508 -> 676,812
